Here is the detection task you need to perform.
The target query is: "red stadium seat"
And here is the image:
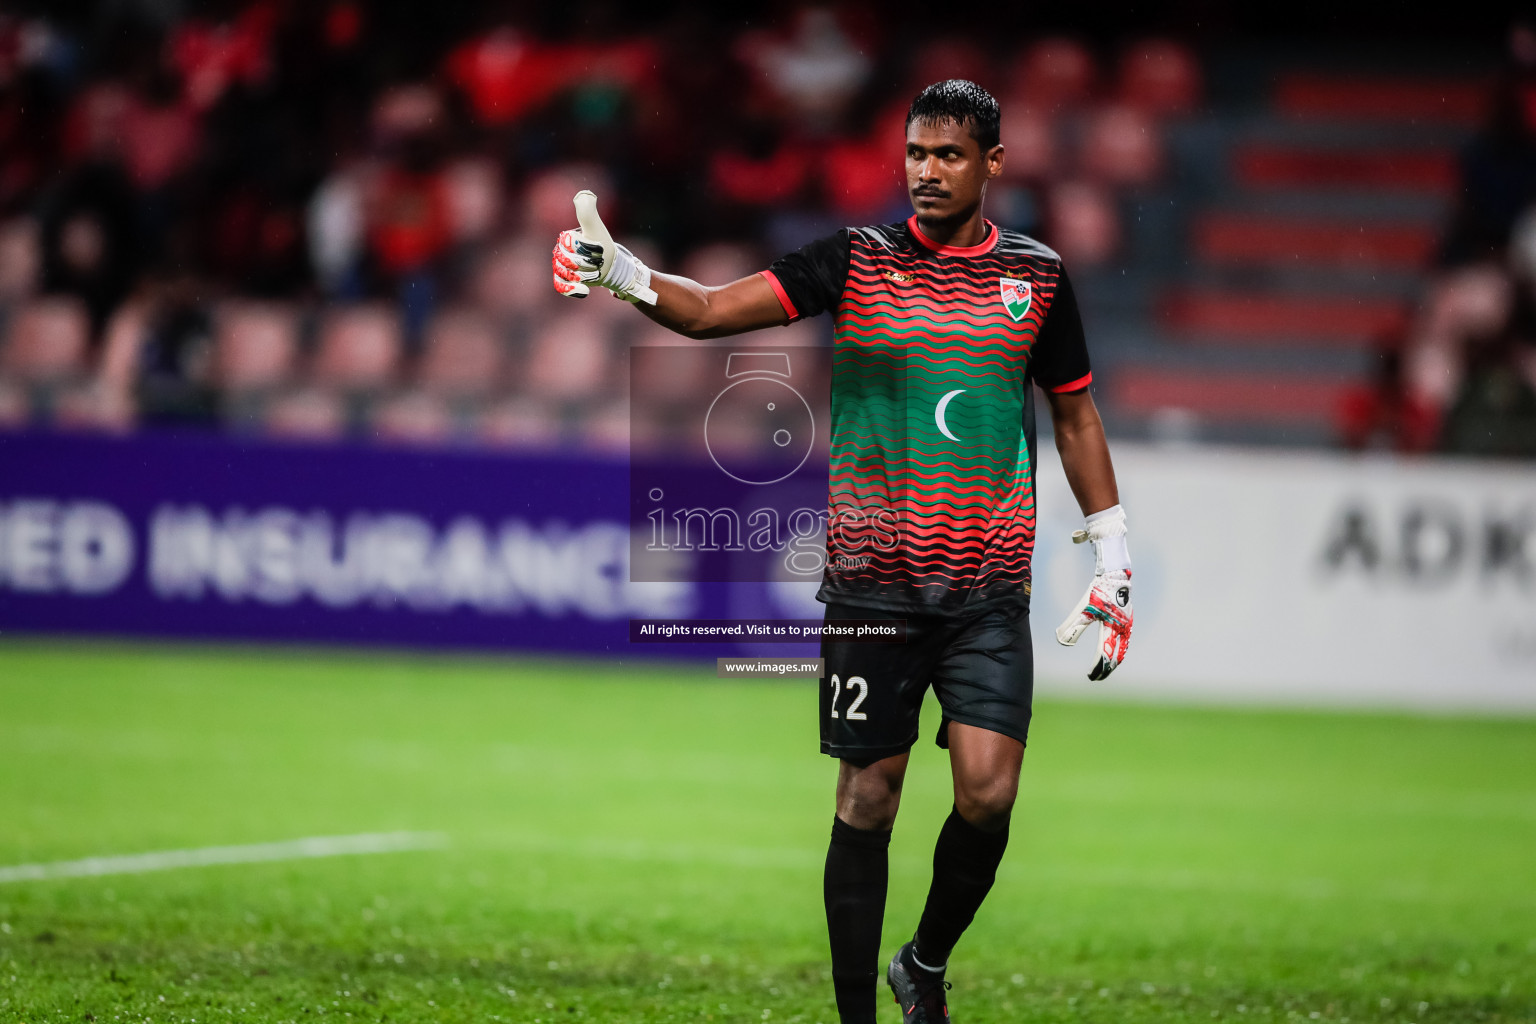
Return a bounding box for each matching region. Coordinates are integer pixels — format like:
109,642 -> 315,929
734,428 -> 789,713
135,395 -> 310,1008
121,98 -> 199,191
214,302 -> 299,392
1045,181 -> 1120,267
710,144 -> 813,207
822,137 -> 903,219
867,98 -> 914,151
1232,145 -> 1458,194
2,298 -> 90,383
312,304 -> 403,392
418,308 -> 506,399
525,163 -> 613,237
472,238 -> 554,318
0,218 -> 40,301
443,157 -> 505,243
1080,104 -> 1163,186
52,383 -> 135,434
626,400 -> 676,456
65,82 -> 132,160
1159,290 -> 1410,346
0,379 -> 30,428
1273,73 -> 1487,123
631,324 -> 714,406
478,397 -> 564,448
1009,38 -> 1097,112
1111,367 -> 1360,423
680,243 -> 763,289
262,388 -> 348,441
370,390 -> 456,445
1192,214 -> 1438,270
371,83 -> 444,142
910,37 -> 1000,96
1116,39 -> 1201,116
522,310 -> 615,401
996,101 -> 1058,182
576,399 -> 632,453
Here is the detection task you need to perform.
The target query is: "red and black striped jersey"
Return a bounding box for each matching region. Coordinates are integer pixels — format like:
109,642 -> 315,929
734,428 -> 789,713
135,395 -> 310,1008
760,216 -> 1092,616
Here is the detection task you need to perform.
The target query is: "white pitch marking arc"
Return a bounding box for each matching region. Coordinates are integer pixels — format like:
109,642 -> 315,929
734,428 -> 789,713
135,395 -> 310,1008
0,831 -> 448,885
935,389 -> 966,442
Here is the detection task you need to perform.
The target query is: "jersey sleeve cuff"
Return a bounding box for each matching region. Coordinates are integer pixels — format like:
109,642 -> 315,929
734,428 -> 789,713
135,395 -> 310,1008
758,270 -> 800,321
1046,371 -> 1093,394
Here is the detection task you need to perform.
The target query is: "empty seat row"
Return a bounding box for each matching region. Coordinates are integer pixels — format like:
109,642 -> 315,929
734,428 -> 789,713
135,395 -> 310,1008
1110,366 -> 1361,426
1191,214 -> 1439,271
997,102 -> 1167,186
256,389 -> 626,450
0,379 -> 136,434
1272,73 -> 1485,125
912,37 -> 1201,117
1,298 -> 91,383
253,386 -> 826,453
1232,145 -> 1459,195
0,377 -> 631,451
215,301 -> 631,400
0,293 -> 834,447
1159,290 -> 1409,347
0,298 -> 648,404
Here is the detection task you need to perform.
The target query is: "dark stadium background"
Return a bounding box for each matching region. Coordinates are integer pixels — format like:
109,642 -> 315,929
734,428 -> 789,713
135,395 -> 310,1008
0,5 -> 1533,1024
0,1 -> 1529,453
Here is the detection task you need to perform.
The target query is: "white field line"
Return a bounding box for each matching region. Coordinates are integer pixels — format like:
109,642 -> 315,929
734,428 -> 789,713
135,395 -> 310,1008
0,831 -> 448,884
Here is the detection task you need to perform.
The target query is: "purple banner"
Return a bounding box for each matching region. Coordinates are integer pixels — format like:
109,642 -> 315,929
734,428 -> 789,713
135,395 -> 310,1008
0,432 -> 824,658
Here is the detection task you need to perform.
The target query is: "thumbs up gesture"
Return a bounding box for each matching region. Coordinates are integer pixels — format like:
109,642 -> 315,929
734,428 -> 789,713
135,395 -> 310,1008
551,190 -> 657,304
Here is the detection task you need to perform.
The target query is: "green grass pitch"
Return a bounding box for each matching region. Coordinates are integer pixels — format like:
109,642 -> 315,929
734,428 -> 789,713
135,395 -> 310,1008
0,641 -> 1532,1023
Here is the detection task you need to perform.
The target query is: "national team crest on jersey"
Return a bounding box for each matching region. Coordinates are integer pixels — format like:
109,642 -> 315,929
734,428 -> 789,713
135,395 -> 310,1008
999,277 -> 1031,321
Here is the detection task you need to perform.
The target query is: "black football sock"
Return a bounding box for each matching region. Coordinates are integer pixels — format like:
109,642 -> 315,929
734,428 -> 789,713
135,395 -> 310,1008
824,815 -> 891,1024
912,805 -> 1010,968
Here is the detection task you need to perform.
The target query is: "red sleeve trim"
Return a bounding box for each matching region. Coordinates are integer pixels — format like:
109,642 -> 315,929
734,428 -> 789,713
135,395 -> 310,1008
758,270 -> 799,320
1048,371 -> 1094,393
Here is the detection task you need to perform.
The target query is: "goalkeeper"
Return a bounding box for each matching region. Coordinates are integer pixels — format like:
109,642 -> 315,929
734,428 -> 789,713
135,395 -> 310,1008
552,79 -> 1132,1024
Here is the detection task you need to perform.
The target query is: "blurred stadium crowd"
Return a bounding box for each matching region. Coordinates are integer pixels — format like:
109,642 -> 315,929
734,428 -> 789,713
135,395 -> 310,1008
0,2 -> 1533,455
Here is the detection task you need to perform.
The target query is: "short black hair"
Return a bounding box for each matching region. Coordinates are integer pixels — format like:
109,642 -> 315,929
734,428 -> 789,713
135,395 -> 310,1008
905,79 -> 1001,152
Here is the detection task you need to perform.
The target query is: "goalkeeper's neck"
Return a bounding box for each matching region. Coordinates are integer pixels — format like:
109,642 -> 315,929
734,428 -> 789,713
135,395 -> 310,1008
913,200 -> 989,250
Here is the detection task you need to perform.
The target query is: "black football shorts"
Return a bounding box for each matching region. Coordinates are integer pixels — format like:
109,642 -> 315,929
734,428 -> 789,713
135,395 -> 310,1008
818,600 -> 1033,763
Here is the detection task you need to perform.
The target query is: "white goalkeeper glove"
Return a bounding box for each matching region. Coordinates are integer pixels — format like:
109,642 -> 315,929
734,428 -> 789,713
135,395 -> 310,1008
551,190 -> 658,304
1054,504 -> 1133,681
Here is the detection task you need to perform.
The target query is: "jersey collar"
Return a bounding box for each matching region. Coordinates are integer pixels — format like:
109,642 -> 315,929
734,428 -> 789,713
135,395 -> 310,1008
906,215 -> 999,257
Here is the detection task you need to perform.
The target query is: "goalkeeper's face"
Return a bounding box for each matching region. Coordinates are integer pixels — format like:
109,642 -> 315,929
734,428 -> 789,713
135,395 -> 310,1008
905,118 -> 1004,226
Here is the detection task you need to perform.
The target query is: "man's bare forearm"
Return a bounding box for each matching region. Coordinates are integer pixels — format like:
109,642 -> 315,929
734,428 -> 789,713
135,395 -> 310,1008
1056,422 -> 1119,515
1048,390 -> 1120,515
634,273 -> 719,337
634,272 -> 788,340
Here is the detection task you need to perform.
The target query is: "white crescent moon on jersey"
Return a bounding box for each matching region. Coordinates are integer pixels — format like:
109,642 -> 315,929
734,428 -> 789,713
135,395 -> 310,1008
935,389 -> 966,442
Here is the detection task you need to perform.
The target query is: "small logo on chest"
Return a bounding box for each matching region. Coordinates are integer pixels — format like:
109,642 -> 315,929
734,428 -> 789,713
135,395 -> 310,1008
884,270 -> 915,284
999,277 -> 1032,321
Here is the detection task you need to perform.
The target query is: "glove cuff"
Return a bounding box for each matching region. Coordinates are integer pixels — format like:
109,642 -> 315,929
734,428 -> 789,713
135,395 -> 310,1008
601,243 -> 656,304
1084,504 -> 1131,574
1084,504 -> 1127,539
